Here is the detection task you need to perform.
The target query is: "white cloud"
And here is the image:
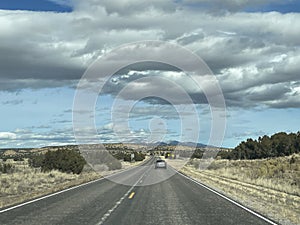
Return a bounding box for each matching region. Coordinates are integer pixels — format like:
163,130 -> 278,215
0,2 -> 299,110
0,132 -> 17,140
0,127 -> 77,147
102,122 -> 114,130
181,0 -> 280,13
72,0 -> 177,15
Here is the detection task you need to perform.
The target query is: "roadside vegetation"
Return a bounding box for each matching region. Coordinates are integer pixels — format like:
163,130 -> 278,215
0,163 -> 14,174
218,132 -> 300,160
188,154 -> 300,195
112,151 -> 145,162
0,145 -> 147,209
184,154 -> 300,225
180,131 -> 300,225
29,149 -> 86,174
0,158 -> 100,209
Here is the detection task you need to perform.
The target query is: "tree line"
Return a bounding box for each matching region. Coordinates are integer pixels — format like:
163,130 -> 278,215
219,132 -> 300,160
112,151 -> 146,162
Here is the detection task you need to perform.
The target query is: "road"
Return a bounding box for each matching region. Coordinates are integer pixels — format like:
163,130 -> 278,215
0,157 -> 275,225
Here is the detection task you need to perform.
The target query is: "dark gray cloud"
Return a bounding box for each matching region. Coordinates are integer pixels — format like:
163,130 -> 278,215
0,1 -> 299,109
0,78 -> 77,92
267,100 -> 300,109
246,83 -> 291,102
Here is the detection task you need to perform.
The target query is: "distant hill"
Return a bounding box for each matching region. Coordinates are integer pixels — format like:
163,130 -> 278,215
0,148 -> 33,152
0,141 -> 214,158
149,141 -> 211,148
3,150 -> 17,156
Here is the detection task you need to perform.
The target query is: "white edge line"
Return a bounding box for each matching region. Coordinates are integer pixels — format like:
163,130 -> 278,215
0,157 -> 153,214
0,176 -> 104,214
176,169 -> 278,225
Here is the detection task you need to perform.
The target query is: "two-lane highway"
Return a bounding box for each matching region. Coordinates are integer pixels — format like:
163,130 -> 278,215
0,158 -> 276,225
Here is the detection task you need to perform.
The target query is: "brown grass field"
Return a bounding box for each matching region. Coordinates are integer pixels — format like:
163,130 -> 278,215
0,157 -> 148,209
1,153 -> 299,225
170,154 -> 300,225
0,159 -> 102,209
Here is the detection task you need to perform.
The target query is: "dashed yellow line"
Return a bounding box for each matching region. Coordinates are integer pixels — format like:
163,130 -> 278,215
128,192 -> 135,199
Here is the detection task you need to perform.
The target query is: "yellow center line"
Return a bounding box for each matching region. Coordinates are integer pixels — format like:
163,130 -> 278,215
128,192 -> 135,199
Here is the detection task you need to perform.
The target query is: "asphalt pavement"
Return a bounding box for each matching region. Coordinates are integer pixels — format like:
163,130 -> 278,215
0,157 -> 276,225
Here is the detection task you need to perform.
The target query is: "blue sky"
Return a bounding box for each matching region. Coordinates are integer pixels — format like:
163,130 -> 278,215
247,0 -> 300,13
0,0 -> 72,12
0,0 -> 300,148
1,0 -> 300,14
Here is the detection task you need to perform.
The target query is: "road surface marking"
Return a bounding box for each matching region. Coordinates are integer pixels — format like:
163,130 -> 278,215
0,157 -> 153,214
96,163 -> 153,225
0,177 -> 104,214
128,192 -> 135,199
175,169 -> 278,225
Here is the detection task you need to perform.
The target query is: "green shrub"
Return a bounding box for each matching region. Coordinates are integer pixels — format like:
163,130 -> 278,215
113,151 -> 126,160
29,154 -> 45,168
123,154 -> 131,162
191,149 -> 204,159
0,163 -> 14,173
29,150 -> 86,174
134,152 -> 145,161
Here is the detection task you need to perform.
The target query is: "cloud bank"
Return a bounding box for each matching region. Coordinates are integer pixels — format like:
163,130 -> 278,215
0,1 -> 299,110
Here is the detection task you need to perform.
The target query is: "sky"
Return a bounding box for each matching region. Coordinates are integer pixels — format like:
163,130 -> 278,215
0,0 -> 300,148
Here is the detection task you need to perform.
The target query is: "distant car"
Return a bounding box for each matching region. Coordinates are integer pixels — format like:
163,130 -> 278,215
155,159 -> 167,169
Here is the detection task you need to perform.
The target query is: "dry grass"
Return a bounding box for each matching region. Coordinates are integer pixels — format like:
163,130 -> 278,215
121,156 -> 149,169
0,157 -> 149,209
0,159 -> 99,209
181,154 -> 300,225
189,154 -> 300,195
